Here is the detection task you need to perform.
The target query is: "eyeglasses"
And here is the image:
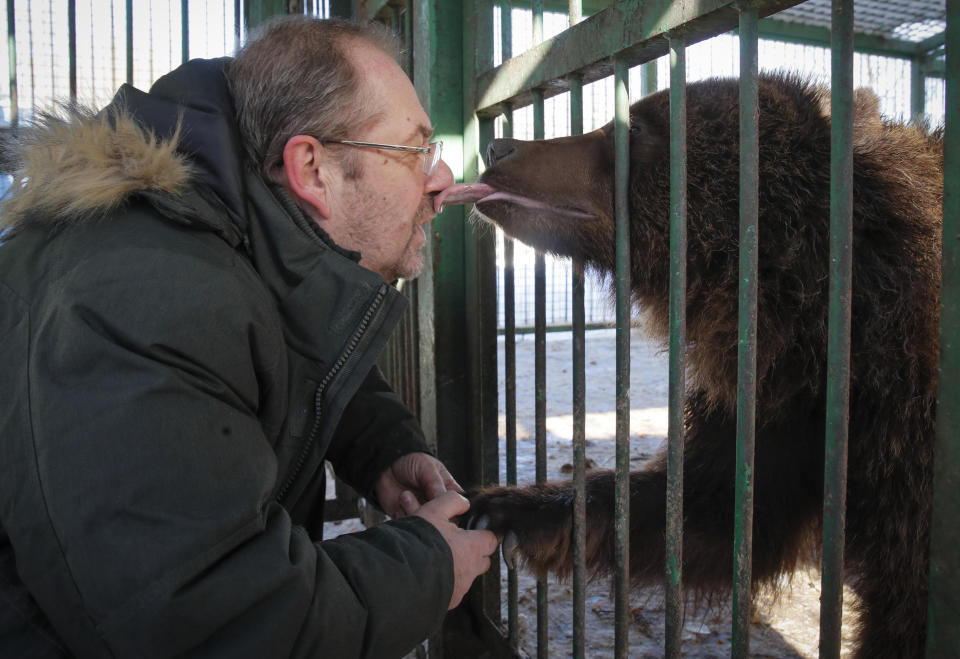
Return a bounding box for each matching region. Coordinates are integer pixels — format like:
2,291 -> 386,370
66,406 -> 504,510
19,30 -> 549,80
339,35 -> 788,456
325,139 -> 444,176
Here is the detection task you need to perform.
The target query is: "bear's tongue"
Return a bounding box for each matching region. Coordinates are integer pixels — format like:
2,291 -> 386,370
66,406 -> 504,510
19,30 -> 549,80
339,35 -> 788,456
434,182 -> 497,213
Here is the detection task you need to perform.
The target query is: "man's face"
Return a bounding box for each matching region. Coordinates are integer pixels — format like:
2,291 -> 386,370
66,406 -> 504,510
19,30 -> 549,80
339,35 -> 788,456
329,41 -> 454,282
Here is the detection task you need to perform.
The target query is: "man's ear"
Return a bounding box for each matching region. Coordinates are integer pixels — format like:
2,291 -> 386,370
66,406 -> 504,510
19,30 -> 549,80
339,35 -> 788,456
282,135 -> 333,220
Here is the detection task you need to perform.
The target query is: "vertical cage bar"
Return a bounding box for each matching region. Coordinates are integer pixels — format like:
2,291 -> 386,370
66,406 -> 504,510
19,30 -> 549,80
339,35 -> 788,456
569,5 -> 586,657
502,109 -> 520,652
732,6 -> 758,657
181,0 -> 189,63
928,1 -> 960,654
532,84 -> 549,659
126,0 -> 133,84
499,11 -> 518,651
911,54 -> 926,123
234,0 -> 241,48
472,0 -> 501,628
532,0 -> 542,45
821,1 -> 854,657
613,54 -> 631,659
568,6 -> 585,652
665,34 -> 687,659
68,0 -> 76,101
641,60 -> 657,97
7,0 -> 17,126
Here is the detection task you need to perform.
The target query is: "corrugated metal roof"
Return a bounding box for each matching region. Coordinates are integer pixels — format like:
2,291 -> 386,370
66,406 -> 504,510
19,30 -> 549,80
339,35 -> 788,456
775,0 -> 945,42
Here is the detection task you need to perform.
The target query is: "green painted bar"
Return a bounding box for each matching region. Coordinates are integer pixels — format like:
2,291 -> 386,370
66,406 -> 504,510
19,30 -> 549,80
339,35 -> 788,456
915,30 -> 946,56
498,6 -> 520,649
665,34 -> 686,659
470,0 -> 502,627
613,55 -> 631,659
532,13 -> 547,658
732,6 -> 758,658
928,1 -> 960,654
126,0 -> 133,85
473,0 -> 803,116
533,0 -> 543,44
498,4 -> 519,648
68,0 -> 76,101
182,0 -> 189,63
479,113 -> 501,494
756,17 -> 924,58
568,7 -> 586,658
821,1 -> 854,657
500,0 -> 512,66
412,0 -> 467,508
569,54 -> 587,659
532,84 -> 549,659
7,0 -> 17,126
912,55 -> 926,123
641,60 -> 657,97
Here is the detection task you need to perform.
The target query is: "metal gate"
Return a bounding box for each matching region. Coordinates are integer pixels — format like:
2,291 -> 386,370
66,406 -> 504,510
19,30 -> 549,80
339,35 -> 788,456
385,0 -> 959,657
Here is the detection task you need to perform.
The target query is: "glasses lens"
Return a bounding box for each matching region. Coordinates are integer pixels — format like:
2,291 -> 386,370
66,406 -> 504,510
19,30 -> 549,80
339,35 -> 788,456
424,141 -> 442,176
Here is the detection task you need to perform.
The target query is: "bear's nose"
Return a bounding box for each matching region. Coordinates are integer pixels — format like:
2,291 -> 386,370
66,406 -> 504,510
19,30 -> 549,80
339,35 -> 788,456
486,139 -> 519,167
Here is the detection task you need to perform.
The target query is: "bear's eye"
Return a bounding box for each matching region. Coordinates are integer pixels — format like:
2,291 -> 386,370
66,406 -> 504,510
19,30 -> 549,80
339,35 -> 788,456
630,123 -> 643,136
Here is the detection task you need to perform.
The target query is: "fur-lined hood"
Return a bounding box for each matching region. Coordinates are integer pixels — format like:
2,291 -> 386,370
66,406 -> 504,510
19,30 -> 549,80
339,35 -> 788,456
0,58 -> 248,239
0,107 -> 191,233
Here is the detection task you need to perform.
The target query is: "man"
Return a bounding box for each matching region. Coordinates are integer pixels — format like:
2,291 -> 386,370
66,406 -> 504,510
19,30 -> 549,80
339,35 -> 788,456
0,15 -> 498,659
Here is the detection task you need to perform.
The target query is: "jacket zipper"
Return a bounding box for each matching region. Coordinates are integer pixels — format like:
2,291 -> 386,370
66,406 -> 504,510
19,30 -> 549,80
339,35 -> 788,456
275,284 -> 389,503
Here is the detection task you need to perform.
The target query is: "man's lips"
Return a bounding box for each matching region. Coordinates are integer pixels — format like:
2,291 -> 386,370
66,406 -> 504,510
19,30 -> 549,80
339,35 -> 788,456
434,182 -> 595,219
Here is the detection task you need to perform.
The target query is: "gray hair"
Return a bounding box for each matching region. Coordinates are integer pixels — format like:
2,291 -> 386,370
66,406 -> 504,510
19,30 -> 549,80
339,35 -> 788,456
226,16 -> 401,181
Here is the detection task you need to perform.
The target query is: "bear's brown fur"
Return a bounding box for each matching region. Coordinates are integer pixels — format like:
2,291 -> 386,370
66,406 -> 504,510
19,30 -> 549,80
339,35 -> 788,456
456,74 -> 943,658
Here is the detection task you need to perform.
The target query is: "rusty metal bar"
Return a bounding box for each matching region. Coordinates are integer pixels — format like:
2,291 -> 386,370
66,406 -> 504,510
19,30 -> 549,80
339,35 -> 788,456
532,82 -> 549,659
929,1 -> 960,654
569,4 -> 586,656
613,54 -> 631,659
665,33 -> 687,659
732,5 -> 759,657
820,1 -> 854,656
501,108 -> 520,653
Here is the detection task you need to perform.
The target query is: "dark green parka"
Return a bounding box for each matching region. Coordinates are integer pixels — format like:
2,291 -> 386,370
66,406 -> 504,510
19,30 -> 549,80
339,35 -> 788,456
0,58 -> 453,658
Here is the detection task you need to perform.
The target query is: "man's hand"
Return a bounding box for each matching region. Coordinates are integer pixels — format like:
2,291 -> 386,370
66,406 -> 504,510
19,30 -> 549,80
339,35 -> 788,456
402,491 -> 500,610
375,452 -> 463,519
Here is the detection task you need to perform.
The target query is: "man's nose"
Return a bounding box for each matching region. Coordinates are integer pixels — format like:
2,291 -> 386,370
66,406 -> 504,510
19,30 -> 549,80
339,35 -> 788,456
486,139 -> 519,167
427,158 -> 455,192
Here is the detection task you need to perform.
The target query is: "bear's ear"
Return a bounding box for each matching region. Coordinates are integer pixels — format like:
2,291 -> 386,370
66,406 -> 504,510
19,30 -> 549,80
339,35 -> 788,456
281,134 -> 334,221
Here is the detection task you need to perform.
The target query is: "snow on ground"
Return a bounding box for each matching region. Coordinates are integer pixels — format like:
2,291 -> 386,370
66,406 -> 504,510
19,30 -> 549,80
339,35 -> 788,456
325,327 -> 857,657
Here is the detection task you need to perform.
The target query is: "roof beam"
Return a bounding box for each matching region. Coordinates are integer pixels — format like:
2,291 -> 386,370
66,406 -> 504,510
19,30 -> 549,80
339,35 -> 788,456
475,0 -> 805,117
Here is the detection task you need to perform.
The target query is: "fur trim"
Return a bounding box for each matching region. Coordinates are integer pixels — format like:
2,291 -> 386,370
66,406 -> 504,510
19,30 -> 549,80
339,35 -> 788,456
0,104 -> 191,233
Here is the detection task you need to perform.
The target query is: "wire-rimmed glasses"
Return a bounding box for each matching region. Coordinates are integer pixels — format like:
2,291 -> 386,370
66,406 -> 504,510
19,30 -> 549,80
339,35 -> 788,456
325,139 -> 443,176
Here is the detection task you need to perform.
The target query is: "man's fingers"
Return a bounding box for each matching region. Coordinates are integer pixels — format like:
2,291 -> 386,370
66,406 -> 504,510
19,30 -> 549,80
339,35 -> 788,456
399,490 -> 420,515
423,471 -> 448,500
428,490 -> 469,518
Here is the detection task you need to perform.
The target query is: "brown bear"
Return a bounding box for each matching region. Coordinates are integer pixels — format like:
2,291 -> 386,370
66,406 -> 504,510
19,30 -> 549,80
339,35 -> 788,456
435,73 -> 943,658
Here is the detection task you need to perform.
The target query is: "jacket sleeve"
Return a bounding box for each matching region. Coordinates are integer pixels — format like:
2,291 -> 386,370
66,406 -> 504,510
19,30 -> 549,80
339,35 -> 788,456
15,239 -> 453,659
325,365 -> 434,504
